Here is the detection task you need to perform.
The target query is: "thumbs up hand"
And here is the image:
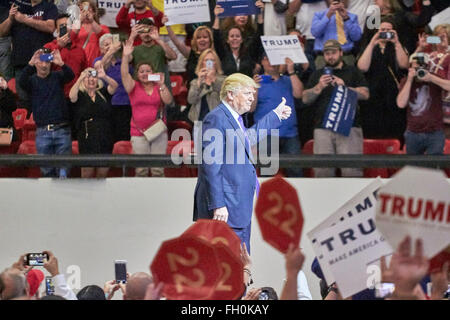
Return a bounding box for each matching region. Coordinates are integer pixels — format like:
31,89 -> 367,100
274,97 -> 292,120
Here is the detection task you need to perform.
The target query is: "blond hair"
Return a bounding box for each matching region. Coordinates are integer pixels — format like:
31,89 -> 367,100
433,24 -> 450,41
79,67 -> 106,101
195,49 -> 223,76
191,26 -> 213,54
220,73 -> 259,101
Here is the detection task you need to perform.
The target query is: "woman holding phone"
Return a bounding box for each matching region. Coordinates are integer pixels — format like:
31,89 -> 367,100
121,41 -> 173,177
69,66 -> 118,178
187,49 -> 225,123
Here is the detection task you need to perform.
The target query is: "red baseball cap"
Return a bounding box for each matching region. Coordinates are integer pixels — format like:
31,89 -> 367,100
27,269 -> 45,296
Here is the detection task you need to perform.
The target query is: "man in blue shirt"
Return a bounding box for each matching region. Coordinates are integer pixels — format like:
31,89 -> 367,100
19,48 -> 74,178
252,53 -> 304,177
311,0 -> 361,69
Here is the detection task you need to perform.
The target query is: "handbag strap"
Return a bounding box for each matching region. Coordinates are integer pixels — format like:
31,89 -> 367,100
83,30 -> 93,49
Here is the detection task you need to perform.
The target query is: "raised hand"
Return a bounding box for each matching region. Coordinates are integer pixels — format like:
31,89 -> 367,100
52,49 -> 64,66
214,4 -> 224,16
274,97 -> 292,120
391,236 -> 429,294
122,41 -> 134,57
284,243 -> 305,276
9,3 -> 18,19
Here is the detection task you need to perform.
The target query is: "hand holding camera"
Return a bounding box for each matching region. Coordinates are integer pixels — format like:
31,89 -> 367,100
9,3 -> 18,19
42,251 -> 60,277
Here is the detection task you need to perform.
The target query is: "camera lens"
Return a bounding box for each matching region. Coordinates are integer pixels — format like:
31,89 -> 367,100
416,68 -> 426,78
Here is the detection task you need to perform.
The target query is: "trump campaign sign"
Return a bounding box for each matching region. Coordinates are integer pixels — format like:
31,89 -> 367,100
260,35 -> 308,65
164,0 -> 210,26
308,179 -> 389,286
314,210 -> 393,298
375,166 -> 450,260
98,0 -> 125,28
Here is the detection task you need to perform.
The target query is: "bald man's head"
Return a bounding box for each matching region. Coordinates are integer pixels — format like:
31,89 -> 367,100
124,272 -> 153,300
0,268 -> 29,300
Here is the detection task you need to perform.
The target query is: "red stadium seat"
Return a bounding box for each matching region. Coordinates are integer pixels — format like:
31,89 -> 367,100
22,113 -> 36,142
167,120 -> 193,138
12,108 -> 27,130
164,140 -> 197,177
70,141 -> 81,178
111,141 -> 135,177
363,139 -> 401,178
302,139 -> 314,177
17,140 -> 40,178
170,75 -> 188,106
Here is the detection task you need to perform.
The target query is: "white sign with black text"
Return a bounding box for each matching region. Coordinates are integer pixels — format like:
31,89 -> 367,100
260,35 -> 308,65
314,210 -> 393,298
308,179 -> 384,285
164,0 -> 210,26
98,0 -> 126,28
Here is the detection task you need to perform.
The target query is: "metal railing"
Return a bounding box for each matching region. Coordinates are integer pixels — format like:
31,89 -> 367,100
0,154 -> 449,169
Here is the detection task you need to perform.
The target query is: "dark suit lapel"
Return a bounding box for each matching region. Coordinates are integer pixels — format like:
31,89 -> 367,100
218,104 -> 255,163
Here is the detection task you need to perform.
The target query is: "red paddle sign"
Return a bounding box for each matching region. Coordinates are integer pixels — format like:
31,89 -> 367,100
182,219 -> 241,258
150,235 -> 221,300
255,175 -> 304,254
207,244 -> 245,300
429,245 -> 450,274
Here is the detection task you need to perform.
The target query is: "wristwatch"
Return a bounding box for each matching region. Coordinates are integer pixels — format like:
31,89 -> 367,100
327,283 -> 339,295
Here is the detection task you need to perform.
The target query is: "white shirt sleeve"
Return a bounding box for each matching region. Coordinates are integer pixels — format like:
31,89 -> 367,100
52,274 -> 78,300
297,271 -> 313,300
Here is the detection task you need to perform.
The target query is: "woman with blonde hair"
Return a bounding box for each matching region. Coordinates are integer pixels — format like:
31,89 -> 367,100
121,41 -> 173,177
69,66 -> 118,178
163,17 -> 214,85
188,49 -> 226,122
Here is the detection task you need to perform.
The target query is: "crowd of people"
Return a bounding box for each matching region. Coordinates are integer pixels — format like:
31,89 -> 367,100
0,236 -> 448,300
0,0 -> 449,179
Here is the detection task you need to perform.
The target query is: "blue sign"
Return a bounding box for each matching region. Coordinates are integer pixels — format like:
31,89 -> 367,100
217,0 -> 260,17
321,85 -> 357,137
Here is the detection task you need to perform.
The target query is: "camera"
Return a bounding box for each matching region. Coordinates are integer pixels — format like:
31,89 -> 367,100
379,32 -> 394,40
205,59 -> 214,70
413,53 -> 428,79
40,48 -> 53,62
25,253 -> 49,266
114,260 -> 127,284
323,67 -> 333,76
45,276 -> 55,296
426,36 -> 441,44
148,74 -> 161,82
59,25 -> 68,37
415,68 -> 428,79
88,70 -> 97,77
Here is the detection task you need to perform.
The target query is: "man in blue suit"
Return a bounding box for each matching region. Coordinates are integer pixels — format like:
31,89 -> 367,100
193,73 -> 293,252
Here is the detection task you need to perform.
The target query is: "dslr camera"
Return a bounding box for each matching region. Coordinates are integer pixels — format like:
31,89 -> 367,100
88,70 -> 97,77
413,53 -> 428,79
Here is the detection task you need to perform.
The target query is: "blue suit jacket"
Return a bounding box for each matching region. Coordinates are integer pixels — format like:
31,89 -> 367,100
193,103 -> 281,228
